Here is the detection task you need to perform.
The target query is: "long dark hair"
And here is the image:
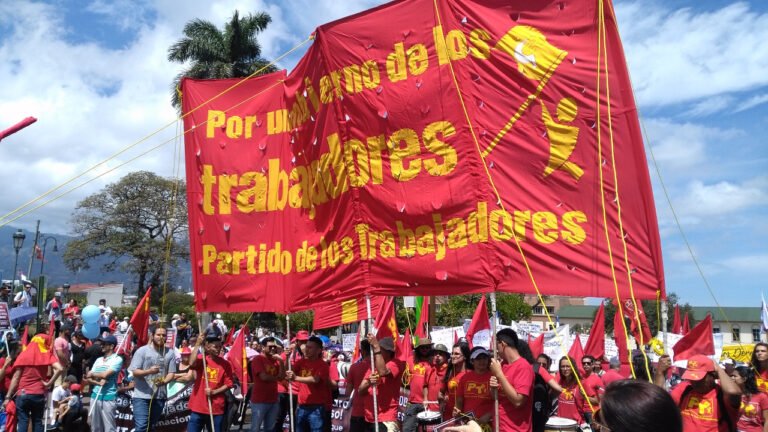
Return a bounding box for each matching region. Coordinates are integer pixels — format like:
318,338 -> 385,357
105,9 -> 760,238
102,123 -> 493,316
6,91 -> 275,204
444,342 -> 471,384
600,380 -> 682,432
558,356 -> 580,387
751,342 -> 768,373
735,365 -> 760,396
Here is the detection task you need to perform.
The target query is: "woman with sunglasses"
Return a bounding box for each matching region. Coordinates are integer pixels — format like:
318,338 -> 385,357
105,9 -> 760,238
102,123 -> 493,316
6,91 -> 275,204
591,380 -> 681,432
554,356 -> 584,423
731,365 -> 768,432
443,343 -> 471,420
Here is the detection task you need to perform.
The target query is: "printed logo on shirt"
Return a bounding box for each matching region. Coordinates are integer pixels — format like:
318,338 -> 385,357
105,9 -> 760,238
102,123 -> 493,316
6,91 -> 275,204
683,395 -> 716,420
206,366 -> 219,383
757,376 -> 768,393
561,388 -> 574,401
413,363 -> 427,376
742,400 -> 757,416
265,364 -> 278,376
299,367 -> 313,378
465,381 -> 488,396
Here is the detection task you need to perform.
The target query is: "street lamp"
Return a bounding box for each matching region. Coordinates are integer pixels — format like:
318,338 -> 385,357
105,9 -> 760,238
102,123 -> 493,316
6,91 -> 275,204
11,229 -> 25,292
38,235 -> 58,277
62,283 -> 70,303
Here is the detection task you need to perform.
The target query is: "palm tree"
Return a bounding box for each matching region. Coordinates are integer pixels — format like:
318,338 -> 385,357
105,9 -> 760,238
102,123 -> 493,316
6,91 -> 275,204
168,10 -> 278,110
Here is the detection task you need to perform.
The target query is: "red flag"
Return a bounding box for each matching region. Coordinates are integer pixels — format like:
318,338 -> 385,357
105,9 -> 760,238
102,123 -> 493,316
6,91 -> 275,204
682,313 -> 691,335
225,327 -> 235,346
14,334 -> 57,367
568,333 -> 585,374
313,296 -> 385,330
584,302 -> 605,360
613,311 -> 629,365
20,325 -> 29,350
620,299 -> 652,345
35,245 -> 43,260
352,329 -> 362,363
672,314 -> 714,361
116,331 -> 133,356
672,305 -> 682,334
398,327 -> 413,362
466,295 -> 490,349
414,296 -> 430,338
374,297 -> 399,358
130,286 -> 152,346
226,325 -> 249,391
453,330 -> 460,345
529,333 -> 544,358
47,319 -> 55,351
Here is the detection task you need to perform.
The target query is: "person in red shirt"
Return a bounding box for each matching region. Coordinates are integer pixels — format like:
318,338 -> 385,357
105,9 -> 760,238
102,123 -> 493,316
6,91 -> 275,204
751,343 -> 768,395
490,328 -> 534,432
250,336 -> 284,432
359,335 -> 404,432
425,344 -> 449,413
345,340 -> 372,432
403,337 -> 433,432
278,330 -> 309,431
579,355 -> 602,422
601,357 -> 625,387
457,347 -> 494,426
670,354 -> 741,432
731,365 -> 768,432
286,336 -> 330,432
186,334 -> 234,432
444,343 -> 470,420
553,356 -> 584,423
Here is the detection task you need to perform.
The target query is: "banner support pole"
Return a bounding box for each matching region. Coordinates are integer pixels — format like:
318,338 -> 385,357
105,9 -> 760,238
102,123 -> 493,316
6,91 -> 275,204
197,317 -> 216,432
286,314 -> 295,432
661,301 -> 669,354
490,292 -> 500,432
366,294 -> 380,426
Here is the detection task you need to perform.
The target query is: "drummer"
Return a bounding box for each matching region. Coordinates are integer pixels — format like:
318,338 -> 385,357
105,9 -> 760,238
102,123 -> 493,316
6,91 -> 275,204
456,347 -> 494,426
403,338 -> 435,432
554,356 -> 585,423
425,344 -> 450,413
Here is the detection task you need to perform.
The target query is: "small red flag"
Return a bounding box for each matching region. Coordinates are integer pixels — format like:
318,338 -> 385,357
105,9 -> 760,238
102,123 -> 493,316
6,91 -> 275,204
374,297 -> 400,358
130,286 -> 152,346
613,311 -> 629,365
453,330 -> 460,345
415,296 -> 429,338
584,302 -> 605,360
529,333 -> 544,358
20,325 -> 29,350
35,245 -> 43,260
14,334 -> 57,367
226,325 -> 249,392
682,313 -> 691,335
47,319 -> 55,351
672,305 -> 682,334
116,331 -> 133,355
673,314 -> 714,361
398,327 -> 413,362
568,333 -> 585,374
225,327 -> 235,346
352,329 -> 362,363
620,299 -> 652,345
466,294 -> 490,349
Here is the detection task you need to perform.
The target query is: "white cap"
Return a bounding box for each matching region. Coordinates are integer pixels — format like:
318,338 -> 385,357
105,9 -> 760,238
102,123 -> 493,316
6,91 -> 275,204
216,314 -> 222,319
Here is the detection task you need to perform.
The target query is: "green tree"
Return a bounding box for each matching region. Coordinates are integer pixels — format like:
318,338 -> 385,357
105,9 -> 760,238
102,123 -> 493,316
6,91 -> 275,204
168,10 -> 277,110
63,171 -> 188,300
435,293 -> 531,327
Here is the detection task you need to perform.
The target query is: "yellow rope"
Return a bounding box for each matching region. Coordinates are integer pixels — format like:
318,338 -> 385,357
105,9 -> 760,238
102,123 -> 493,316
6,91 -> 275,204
429,0 -> 596,413
160,121 -> 185,318
0,36 -> 312,227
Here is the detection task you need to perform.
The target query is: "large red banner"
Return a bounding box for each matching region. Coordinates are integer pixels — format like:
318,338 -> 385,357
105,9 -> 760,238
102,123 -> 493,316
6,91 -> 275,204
182,0 -> 664,313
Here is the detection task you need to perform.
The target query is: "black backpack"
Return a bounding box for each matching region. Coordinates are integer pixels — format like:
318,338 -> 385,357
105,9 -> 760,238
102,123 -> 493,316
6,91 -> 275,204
531,364 -> 552,432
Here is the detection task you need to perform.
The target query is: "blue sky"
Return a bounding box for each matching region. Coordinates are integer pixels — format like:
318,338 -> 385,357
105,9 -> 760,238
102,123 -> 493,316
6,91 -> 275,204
0,0 -> 765,307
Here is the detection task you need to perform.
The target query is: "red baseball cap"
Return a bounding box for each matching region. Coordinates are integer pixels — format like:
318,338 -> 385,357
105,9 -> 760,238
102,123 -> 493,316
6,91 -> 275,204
70,384 -> 81,392
180,347 -> 192,355
296,330 -> 310,341
682,355 -> 715,381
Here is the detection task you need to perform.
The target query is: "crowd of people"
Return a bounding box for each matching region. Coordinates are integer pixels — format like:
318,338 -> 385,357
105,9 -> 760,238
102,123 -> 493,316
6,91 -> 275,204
2,297 -> 768,432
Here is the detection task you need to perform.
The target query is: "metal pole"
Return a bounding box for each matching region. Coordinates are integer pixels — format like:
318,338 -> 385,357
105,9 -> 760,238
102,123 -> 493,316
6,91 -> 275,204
489,292 -> 499,432
11,251 -> 20,292
27,220 -> 40,278
366,295 -> 379,426
286,314 -> 295,432
661,301 -> 669,354
197,318 -> 216,432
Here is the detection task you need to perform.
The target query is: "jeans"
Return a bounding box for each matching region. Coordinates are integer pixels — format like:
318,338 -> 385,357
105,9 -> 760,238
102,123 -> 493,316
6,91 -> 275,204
277,393 -> 298,431
401,403 -> 425,432
250,402 -> 280,432
187,411 -> 224,432
295,405 -> 324,432
16,393 -> 46,432
132,397 -> 166,432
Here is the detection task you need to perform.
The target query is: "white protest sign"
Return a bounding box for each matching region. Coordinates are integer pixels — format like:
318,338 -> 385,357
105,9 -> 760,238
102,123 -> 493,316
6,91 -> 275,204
342,333 -> 358,353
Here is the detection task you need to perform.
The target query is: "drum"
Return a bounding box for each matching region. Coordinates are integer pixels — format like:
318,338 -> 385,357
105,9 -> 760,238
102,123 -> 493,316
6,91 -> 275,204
545,416 -> 580,431
417,410 -> 443,432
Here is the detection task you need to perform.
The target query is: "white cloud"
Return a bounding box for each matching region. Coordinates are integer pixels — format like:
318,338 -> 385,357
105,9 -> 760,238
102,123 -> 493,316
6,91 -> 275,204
734,93 -> 768,113
678,179 -> 767,218
721,254 -> 768,273
617,2 -> 768,107
681,95 -> 733,117
643,118 -> 740,169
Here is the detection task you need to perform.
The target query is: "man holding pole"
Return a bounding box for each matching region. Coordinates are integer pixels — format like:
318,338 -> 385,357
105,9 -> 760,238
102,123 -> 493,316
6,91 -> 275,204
285,335 -> 330,432
129,326 -> 177,432
360,335 -> 404,432
187,333 -> 234,432
490,328 -> 534,432
86,334 -> 122,432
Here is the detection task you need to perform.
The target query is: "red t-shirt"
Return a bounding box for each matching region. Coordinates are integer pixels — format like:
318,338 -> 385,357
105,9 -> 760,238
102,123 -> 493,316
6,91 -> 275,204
579,373 -> 602,412
458,370 -> 493,420
425,363 -> 448,411
189,354 -> 234,415
278,352 -> 301,395
601,369 -> 625,387
737,392 -> 768,432
294,358 -> 329,406
556,381 -> 584,423
444,370 -> 467,418
671,382 -> 740,432
408,359 -> 431,403
250,355 -> 281,403
498,358 -> 534,432
17,365 -> 49,395
0,358 -> 11,393
363,358 -> 405,423
346,359 -> 371,417
757,370 -> 768,395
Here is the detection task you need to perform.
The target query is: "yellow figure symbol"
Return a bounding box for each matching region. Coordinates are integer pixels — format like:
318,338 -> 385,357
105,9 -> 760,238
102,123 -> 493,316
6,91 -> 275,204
206,367 -> 219,382
744,402 -> 756,416
541,98 -> 583,181
698,399 -> 713,416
